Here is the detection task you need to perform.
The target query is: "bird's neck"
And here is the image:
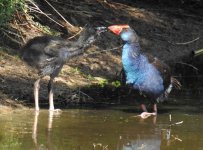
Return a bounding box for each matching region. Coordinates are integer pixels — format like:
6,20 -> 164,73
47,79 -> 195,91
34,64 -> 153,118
67,35 -> 96,58
122,42 -> 141,59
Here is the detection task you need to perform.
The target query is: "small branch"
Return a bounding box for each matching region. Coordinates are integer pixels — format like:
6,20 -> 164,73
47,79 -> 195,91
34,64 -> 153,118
175,37 -> 200,45
43,0 -> 74,28
169,121 -> 183,126
84,45 -> 123,57
67,27 -> 83,40
78,89 -> 94,100
176,62 -> 198,71
1,30 -> 22,45
0,28 -> 21,38
26,0 -> 64,27
193,48 -> 203,57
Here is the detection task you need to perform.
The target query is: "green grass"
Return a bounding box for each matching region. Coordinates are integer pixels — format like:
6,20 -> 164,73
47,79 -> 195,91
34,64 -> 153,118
0,0 -> 26,26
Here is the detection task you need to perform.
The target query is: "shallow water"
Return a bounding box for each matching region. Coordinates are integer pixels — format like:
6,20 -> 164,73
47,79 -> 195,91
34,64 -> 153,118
0,107 -> 203,150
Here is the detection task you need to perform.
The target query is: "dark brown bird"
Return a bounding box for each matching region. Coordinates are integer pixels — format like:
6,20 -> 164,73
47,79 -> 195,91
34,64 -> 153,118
21,27 -> 106,111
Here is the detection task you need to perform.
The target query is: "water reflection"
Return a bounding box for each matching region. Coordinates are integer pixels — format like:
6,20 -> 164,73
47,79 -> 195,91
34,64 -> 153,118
1,109 -> 202,149
120,116 -> 160,150
32,111 -> 61,150
119,115 -> 184,150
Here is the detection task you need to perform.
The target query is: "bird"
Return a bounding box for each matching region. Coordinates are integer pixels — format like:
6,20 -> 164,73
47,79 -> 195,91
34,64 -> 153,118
108,25 -> 181,118
21,26 -> 106,111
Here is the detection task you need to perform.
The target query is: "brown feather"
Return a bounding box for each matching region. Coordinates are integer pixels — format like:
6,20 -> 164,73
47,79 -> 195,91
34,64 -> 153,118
145,53 -> 171,90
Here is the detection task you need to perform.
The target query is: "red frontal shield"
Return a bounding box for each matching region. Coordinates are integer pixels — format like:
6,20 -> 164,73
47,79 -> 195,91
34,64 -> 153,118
108,25 -> 129,35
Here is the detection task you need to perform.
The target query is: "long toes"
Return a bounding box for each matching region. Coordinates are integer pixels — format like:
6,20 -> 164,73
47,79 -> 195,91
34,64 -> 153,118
49,109 -> 62,112
152,112 -> 157,116
140,112 -> 154,119
35,108 -> 40,112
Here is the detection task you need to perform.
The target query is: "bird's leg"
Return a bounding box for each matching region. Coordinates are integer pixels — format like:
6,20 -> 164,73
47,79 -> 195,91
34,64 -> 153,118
34,78 -> 41,111
140,104 -> 148,112
139,104 -> 156,119
32,111 -> 39,146
152,104 -> 157,115
48,78 -> 54,111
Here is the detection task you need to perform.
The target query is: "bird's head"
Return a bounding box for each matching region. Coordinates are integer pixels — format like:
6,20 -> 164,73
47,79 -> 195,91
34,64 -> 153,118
108,24 -> 139,43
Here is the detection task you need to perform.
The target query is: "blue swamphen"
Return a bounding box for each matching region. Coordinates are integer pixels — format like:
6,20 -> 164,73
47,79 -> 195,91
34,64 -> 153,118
21,27 -> 106,111
108,25 -> 181,118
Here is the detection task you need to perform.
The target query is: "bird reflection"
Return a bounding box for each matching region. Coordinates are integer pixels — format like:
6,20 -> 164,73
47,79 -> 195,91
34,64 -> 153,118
32,111 -> 61,150
120,116 -> 161,150
120,115 -> 181,150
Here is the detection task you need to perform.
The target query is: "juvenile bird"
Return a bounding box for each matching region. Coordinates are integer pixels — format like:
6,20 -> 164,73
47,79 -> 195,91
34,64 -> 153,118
21,27 -> 106,111
108,25 -> 181,118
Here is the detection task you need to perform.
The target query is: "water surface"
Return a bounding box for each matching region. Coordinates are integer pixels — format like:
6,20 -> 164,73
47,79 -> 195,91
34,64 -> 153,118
0,107 -> 203,150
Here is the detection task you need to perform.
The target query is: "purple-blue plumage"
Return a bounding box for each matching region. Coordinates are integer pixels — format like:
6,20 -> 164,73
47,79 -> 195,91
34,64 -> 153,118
122,42 -> 164,97
120,28 -> 170,102
108,24 -> 181,116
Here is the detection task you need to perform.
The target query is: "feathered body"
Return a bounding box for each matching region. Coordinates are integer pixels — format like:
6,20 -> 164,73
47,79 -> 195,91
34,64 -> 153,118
122,42 -> 172,102
108,24 -> 181,116
21,27 -> 105,111
22,28 -> 96,77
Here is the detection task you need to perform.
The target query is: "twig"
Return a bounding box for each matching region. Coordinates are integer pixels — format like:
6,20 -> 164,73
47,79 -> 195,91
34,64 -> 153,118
193,48 -> 203,57
78,89 -> 94,100
1,31 -> 22,45
175,37 -> 200,45
14,19 -> 26,44
84,45 -> 123,57
0,28 -> 21,38
43,0 -> 74,28
169,121 -> 183,126
176,62 -> 198,71
67,27 -> 83,40
26,0 -> 64,27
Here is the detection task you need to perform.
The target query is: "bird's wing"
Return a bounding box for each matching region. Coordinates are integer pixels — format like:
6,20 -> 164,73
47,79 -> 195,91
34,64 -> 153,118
145,53 -> 171,89
43,39 -> 68,57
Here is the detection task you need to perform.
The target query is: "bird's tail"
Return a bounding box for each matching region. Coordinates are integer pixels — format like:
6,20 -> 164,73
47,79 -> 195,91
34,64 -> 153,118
157,77 -> 181,103
171,77 -> 181,90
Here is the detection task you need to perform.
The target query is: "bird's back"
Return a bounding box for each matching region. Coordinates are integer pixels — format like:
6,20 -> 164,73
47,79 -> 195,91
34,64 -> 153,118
21,36 -> 64,67
21,27 -> 100,76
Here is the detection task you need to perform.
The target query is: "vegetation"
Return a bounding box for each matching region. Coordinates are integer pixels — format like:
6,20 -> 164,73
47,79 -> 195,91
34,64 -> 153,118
0,0 -> 25,26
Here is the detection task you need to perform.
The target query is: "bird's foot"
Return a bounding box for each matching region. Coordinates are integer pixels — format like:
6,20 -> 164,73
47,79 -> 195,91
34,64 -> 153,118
152,112 -> 157,116
49,108 -> 62,112
139,112 -> 157,119
35,107 -> 40,112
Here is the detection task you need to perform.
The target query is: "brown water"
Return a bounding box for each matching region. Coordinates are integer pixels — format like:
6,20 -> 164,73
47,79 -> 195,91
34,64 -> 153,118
0,106 -> 203,150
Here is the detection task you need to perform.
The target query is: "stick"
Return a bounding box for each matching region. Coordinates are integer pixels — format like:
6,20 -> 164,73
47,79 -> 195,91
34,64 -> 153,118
27,0 -> 64,27
169,114 -> 171,122
43,0 -> 74,28
84,45 -> 123,57
175,62 -> 198,71
170,121 -> 183,126
175,37 -> 200,45
67,27 -> 83,40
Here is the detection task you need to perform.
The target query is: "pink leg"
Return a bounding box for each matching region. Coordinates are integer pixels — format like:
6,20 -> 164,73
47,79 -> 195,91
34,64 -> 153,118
140,104 -> 148,112
139,104 -> 157,119
153,104 -> 157,115
48,78 -> 54,111
34,78 -> 41,111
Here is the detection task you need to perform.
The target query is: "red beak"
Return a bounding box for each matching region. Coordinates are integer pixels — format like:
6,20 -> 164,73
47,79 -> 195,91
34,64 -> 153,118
108,25 -> 130,35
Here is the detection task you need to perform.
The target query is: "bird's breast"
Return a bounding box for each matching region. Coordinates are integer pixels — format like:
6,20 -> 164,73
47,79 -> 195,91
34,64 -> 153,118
122,51 -> 164,95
